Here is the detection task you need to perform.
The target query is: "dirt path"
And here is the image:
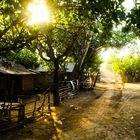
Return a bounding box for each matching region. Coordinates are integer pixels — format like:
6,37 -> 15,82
58,84 -> 136,140
1,83 -> 140,140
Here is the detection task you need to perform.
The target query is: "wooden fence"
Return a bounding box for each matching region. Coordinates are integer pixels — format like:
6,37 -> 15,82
0,88 -> 50,132
0,80 -> 79,132
59,80 -> 78,102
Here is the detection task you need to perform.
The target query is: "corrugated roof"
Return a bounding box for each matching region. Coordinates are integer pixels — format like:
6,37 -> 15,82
0,61 -> 36,75
35,65 -> 48,72
65,63 -> 76,72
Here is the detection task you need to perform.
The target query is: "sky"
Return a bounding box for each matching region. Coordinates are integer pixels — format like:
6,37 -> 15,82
122,0 -> 135,11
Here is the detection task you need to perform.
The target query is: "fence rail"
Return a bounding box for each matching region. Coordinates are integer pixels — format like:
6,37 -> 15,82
0,80 -> 78,132
59,85 -> 72,101
0,88 -> 50,132
59,80 -> 78,102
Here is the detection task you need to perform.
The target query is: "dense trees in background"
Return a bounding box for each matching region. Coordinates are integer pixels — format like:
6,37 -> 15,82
109,51 -> 140,83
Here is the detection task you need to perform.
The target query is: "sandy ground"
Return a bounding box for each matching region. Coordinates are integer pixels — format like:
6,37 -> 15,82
0,82 -> 140,140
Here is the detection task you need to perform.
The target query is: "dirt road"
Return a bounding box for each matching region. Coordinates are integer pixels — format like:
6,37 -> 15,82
1,82 -> 140,140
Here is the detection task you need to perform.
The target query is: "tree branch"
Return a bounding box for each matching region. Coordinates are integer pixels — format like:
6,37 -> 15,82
40,53 -> 52,62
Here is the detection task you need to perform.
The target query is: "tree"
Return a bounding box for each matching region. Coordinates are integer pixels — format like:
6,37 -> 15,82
109,52 -> 140,82
63,0 -> 127,79
30,24 -> 80,106
29,0 -> 128,106
0,0 -> 36,52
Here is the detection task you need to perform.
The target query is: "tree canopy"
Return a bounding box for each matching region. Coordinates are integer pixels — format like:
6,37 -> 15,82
1,0 -> 139,106
0,0 -> 37,52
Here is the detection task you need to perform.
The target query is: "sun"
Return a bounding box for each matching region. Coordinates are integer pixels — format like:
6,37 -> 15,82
28,0 -> 50,25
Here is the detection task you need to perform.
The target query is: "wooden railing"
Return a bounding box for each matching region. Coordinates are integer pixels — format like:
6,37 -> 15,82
0,80 -> 78,132
59,85 -> 72,101
59,80 -> 78,102
0,88 -> 50,132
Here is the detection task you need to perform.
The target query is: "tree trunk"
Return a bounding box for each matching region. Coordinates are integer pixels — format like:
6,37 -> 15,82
53,59 -> 60,106
93,72 -> 99,88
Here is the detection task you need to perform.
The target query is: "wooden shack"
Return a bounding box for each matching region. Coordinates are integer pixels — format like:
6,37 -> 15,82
0,61 -> 37,98
33,65 -> 53,90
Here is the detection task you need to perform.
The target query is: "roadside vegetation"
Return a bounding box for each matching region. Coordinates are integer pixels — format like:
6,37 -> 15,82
109,48 -> 140,83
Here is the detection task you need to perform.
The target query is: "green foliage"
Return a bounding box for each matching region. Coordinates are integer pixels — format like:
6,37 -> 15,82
109,53 -> 140,82
16,49 -> 39,68
0,49 -> 39,68
124,4 -> 140,36
32,23 -> 80,63
106,31 -> 135,49
0,0 -> 35,52
0,0 -> 128,65
87,53 -> 103,73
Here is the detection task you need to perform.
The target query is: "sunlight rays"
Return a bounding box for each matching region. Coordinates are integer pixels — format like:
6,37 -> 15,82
28,0 -> 50,25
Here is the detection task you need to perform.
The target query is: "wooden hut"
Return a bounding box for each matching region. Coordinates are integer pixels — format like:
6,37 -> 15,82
0,61 -> 37,99
33,65 -> 53,90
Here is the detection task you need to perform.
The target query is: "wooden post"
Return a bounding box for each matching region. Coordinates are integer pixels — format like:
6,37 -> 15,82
18,103 -> 25,122
33,94 -> 37,117
8,80 -> 15,120
48,92 -> 51,112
